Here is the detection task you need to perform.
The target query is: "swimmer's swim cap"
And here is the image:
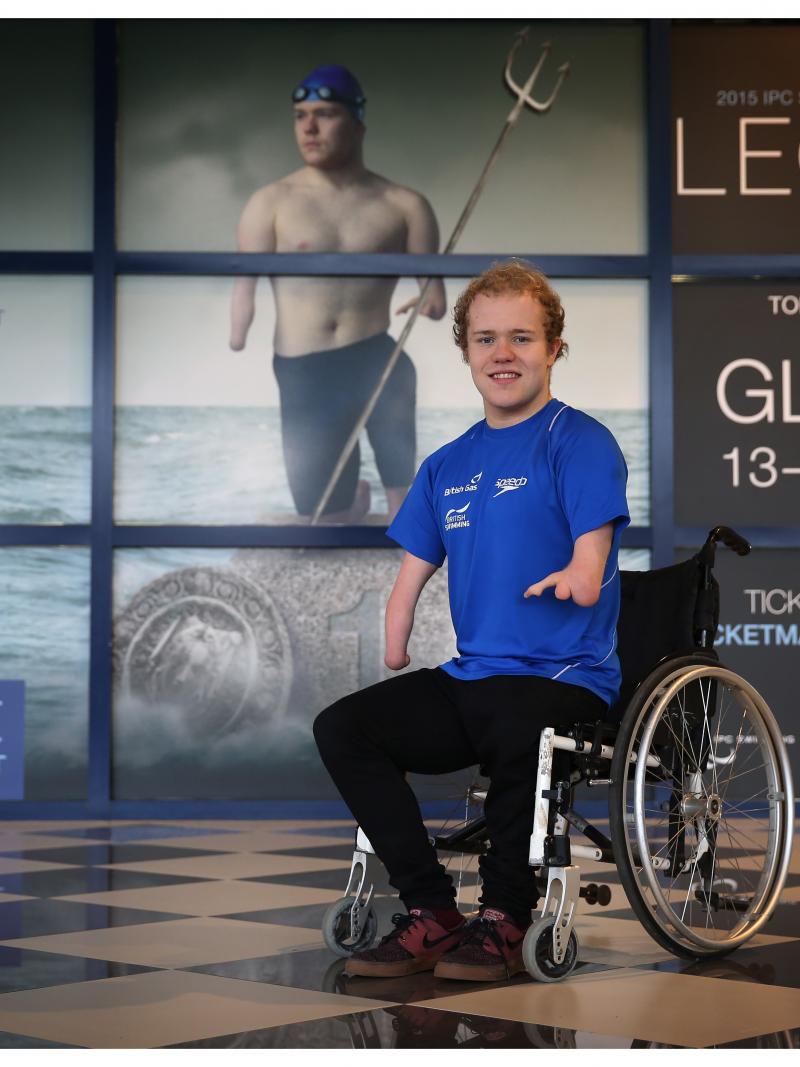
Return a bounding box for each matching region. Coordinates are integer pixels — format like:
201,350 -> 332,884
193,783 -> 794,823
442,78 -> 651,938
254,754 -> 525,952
292,64 -> 366,121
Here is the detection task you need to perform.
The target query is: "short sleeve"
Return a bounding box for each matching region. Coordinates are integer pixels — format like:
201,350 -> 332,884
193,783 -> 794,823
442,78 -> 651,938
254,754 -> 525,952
551,414 -> 630,542
386,457 -> 446,567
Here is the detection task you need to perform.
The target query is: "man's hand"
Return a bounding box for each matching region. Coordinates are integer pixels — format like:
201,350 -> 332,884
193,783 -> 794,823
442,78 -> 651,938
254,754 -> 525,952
523,523 -> 614,608
524,570 -> 571,600
395,288 -> 447,320
524,568 -> 594,606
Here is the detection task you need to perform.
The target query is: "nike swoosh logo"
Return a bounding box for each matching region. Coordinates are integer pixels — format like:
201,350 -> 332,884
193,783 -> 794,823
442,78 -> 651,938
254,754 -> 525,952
422,930 -> 460,949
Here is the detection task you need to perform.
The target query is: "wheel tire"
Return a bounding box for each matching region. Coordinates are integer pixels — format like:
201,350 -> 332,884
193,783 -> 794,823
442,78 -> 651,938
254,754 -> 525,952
522,915 -> 579,982
609,655 -> 793,960
321,897 -> 379,958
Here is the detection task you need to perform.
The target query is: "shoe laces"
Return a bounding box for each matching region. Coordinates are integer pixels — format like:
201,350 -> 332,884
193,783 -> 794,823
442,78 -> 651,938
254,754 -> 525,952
458,915 -> 507,954
378,911 -> 424,946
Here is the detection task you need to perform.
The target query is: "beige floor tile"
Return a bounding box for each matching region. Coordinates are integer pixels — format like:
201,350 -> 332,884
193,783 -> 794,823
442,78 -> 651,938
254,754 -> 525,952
0,969 -> 394,1048
146,830 -> 352,853
418,967 -> 800,1047
57,878 -> 343,916
1,917 -> 323,968
0,858 -> 80,875
99,852 -> 349,880
574,913 -> 797,967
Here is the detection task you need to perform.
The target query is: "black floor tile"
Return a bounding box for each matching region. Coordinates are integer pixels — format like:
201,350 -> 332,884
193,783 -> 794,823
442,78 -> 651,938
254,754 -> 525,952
166,1005 -> 631,1049
245,868 -> 385,891
629,1030 -> 800,1050
222,891 -> 484,932
165,1009 -> 393,1049
221,902 -> 332,929
187,945 -> 604,1004
32,825 -> 242,843
0,868 -> 212,898
0,898 -> 188,939
273,844 -> 357,861
709,1029 -> 799,1049
273,825 -> 356,840
761,903 -> 800,938
0,845 -> 230,866
0,944 -> 156,994
0,1031 -> 82,1049
638,936 -> 800,989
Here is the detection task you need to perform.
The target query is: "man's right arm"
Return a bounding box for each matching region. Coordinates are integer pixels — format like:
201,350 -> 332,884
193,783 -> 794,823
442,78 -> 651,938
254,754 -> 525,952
385,551 -> 439,670
230,188 -> 277,351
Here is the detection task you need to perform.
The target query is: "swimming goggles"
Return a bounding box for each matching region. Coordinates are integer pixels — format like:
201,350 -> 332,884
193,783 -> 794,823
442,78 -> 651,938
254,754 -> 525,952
291,85 -> 366,108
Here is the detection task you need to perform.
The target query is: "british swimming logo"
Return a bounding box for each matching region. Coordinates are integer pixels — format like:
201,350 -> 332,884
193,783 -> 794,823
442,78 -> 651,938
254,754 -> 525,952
443,472 -> 482,497
444,502 -> 471,530
493,476 -> 528,498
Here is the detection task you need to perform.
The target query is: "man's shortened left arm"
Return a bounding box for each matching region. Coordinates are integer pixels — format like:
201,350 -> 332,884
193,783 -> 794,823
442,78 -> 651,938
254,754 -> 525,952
523,523 -> 614,607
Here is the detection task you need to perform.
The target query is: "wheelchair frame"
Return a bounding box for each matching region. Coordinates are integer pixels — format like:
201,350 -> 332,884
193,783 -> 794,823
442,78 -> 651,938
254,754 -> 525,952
322,527 -> 796,980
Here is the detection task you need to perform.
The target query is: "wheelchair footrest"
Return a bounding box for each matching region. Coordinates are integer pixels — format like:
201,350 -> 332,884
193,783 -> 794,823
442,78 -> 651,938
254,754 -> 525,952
433,815 -> 488,855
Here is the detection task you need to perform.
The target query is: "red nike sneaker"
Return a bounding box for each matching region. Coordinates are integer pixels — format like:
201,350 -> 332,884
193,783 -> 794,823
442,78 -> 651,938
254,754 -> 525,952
433,907 -> 529,981
344,907 -> 466,978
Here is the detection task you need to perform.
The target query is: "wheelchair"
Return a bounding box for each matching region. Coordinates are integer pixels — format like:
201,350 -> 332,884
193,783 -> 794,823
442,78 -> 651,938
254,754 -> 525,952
321,526 -> 795,982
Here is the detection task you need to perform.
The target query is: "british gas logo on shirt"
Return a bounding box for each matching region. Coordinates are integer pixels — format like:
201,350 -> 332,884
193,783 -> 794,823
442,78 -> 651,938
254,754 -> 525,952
444,501 -> 471,530
443,472 -> 482,497
493,476 -> 528,498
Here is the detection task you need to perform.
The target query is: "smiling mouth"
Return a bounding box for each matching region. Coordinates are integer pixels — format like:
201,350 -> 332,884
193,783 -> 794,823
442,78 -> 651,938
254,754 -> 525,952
489,372 -> 521,379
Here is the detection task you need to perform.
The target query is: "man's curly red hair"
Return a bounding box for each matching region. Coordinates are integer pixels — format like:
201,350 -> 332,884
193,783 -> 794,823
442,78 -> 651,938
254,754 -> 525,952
452,260 -> 568,363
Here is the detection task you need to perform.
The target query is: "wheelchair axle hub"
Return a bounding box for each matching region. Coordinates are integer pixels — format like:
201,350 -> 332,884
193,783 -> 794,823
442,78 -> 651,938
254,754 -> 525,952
681,792 -> 721,822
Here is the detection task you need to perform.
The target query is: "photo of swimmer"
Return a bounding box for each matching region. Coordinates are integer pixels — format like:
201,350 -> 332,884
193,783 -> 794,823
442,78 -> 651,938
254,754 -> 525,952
229,63 -> 446,523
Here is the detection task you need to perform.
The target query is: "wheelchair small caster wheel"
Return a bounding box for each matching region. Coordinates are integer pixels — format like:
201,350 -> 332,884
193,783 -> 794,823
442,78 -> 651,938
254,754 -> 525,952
522,915 -> 579,982
322,897 -> 379,958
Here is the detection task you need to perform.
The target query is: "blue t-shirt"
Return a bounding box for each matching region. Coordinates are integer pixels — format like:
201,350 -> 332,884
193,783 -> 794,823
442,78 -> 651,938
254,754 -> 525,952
387,398 -> 630,706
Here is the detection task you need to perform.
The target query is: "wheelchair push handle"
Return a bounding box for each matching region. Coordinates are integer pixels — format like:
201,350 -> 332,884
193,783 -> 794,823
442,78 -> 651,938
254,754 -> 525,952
699,525 -> 751,567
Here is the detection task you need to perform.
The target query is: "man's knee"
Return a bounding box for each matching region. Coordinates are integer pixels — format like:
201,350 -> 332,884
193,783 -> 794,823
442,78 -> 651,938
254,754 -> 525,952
313,695 -> 361,759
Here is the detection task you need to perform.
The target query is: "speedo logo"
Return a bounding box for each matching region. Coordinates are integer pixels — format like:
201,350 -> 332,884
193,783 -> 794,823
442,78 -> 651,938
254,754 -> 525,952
444,501 -> 471,531
493,476 -> 528,498
444,472 -> 482,496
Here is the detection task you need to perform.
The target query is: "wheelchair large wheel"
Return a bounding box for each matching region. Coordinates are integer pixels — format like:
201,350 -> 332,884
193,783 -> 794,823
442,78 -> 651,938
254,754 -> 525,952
322,897 -> 379,958
609,657 -> 794,959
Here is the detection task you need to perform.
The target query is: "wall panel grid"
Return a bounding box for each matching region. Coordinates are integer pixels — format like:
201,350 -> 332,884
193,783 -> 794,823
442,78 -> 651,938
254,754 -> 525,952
0,19 -> 797,815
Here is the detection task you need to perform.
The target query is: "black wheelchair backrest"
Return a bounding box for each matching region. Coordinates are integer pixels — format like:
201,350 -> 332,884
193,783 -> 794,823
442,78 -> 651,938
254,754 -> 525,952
613,556 -> 720,713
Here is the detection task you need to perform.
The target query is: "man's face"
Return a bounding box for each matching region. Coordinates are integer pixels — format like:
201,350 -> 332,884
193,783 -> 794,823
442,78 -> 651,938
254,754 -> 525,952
293,101 -> 363,169
465,291 -> 560,427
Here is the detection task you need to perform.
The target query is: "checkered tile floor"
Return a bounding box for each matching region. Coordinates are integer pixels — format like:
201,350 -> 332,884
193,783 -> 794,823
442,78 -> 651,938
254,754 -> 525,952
0,818 -> 796,1048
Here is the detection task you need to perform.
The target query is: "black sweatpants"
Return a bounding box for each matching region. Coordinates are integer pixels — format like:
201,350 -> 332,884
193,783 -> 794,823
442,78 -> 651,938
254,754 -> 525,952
313,667 -> 605,924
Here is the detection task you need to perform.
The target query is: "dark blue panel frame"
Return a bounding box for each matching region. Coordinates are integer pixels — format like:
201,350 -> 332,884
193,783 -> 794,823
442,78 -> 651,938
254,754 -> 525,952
87,19 -> 117,816
1,19 -> 798,819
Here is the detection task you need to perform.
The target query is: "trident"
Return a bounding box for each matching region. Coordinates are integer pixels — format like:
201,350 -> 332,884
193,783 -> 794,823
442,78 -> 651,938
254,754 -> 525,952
310,28 -> 570,525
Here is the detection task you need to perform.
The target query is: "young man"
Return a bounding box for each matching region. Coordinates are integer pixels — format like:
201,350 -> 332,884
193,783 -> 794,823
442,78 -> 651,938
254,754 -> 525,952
230,64 -> 446,523
314,261 -> 630,981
